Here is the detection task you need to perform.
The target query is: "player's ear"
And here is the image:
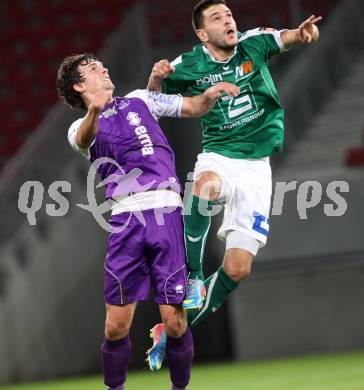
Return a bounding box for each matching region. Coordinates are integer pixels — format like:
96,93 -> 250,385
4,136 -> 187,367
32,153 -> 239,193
73,83 -> 85,93
196,28 -> 208,44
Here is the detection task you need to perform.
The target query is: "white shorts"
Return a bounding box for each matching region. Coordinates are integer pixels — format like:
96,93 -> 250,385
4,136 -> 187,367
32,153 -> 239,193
193,152 -> 272,254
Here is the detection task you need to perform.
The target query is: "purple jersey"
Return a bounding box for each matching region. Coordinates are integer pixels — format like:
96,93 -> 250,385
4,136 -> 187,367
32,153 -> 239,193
68,90 -> 183,200
68,90 -> 187,306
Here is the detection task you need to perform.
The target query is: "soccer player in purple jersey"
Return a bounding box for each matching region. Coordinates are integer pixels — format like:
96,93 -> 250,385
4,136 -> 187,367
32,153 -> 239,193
56,53 -> 239,390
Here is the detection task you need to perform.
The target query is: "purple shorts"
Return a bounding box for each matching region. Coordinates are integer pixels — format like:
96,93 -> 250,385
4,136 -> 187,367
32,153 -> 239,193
104,207 -> 187,306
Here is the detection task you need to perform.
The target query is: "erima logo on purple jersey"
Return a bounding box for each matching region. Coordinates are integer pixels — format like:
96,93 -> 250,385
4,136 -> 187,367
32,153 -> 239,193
127,112 -> 154,156
135,125 -> 154,156
175,284 -> 184,294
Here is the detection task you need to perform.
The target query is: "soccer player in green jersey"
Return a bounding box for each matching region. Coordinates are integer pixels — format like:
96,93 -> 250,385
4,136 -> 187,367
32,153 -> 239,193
146,0 -> 321,369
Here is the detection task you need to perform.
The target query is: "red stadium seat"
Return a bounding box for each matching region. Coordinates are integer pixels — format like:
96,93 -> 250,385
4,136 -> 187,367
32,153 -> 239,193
345,129 -> 364,167
345,148 -> 364,167
300,0 -> 342,17
0,0 -> 132,169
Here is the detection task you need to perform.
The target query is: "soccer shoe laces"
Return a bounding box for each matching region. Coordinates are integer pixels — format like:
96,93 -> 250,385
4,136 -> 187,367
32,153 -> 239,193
186,278 -> 204,297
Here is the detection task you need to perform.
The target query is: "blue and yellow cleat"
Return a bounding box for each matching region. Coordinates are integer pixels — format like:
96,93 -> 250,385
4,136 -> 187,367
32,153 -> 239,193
146,323 -> 166,371
182,278 -> 206,311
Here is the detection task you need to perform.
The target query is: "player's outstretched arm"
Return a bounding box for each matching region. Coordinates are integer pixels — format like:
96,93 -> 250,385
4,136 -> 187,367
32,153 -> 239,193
181,82 -> 240,118
147,59 -> 175,92
75,90 -> 112,148
281,15 -> 322,49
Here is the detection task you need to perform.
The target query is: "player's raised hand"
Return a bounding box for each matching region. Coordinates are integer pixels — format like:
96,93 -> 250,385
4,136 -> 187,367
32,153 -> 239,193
88,89 -> 113,112
147,59 -> 175,91
75,88 -> 113,148
298,15 -> 322,44
205,82 -> 240,101
151,59 -> 175,81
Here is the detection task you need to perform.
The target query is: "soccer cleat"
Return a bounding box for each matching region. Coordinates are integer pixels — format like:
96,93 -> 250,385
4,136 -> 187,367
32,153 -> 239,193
146,323 -> 166,371
182,278 -> 206,310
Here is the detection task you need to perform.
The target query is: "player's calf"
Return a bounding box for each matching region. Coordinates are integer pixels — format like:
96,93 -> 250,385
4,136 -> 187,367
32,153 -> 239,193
160,304 -> 187,338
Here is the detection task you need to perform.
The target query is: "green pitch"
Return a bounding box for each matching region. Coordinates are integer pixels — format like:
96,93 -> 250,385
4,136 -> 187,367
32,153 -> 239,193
1,352 -> 363,390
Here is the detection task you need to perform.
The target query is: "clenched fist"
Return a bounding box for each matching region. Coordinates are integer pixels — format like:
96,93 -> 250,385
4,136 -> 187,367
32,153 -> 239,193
204,82 -> 240,101
151,59 -> 175,81
90,89 -> 113,112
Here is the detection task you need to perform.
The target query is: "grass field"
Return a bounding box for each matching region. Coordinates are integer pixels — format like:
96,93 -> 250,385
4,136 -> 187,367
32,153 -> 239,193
1,352 -> 364,390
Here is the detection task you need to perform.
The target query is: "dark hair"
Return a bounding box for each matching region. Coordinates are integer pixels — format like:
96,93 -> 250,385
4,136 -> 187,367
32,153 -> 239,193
192,0 -> 226,30
56,53 -> 98,110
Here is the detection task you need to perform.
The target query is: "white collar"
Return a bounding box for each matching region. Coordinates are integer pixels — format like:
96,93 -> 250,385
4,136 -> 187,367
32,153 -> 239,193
202,45 -> 237,63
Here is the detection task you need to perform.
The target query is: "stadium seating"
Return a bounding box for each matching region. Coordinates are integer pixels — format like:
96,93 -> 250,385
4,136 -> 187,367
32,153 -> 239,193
146,0 -> 292,45
145,0 -> 196,45
345,147 -> 364,166
145,0 -> 343,50
0,0 -> 134,172
232,0 -> 291,29
345,128 -> 364,166
0,0 -> 344,173
300,0 -> 342,17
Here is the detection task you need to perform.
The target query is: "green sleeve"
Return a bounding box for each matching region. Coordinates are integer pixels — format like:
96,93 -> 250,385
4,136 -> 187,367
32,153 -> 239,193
162,55 -> 191,94
162,74 -> 188,94
239,28 -> 285,62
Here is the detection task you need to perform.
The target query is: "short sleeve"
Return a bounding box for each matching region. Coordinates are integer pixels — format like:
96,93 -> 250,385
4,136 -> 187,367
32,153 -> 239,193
162,55 -> 189,94
239,28 -> 287,61
67,118 -> 91,158
126,89 -> 183,120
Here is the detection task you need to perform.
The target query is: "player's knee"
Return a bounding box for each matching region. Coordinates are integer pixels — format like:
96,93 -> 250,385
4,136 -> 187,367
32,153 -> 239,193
194,171 -> 221,201
224,261 -> 252,282
224,248 -> 254,282
162,312 -> 187,338
105,318 -> 131,341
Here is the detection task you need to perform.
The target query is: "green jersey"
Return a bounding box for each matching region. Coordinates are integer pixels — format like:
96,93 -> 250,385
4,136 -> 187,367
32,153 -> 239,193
163,28 -> 286,159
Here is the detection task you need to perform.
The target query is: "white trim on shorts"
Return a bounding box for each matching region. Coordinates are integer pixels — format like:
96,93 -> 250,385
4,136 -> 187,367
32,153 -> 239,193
225,230 -> 260,256
104,265 -> 124,305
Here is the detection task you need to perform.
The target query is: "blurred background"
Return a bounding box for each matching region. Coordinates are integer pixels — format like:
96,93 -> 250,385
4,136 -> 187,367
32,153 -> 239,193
0,0 -> 364,387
